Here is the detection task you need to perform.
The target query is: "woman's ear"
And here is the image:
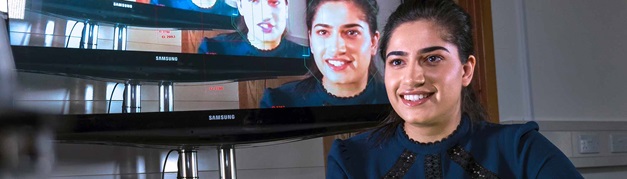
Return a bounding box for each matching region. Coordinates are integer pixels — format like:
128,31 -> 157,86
371,31 -> 380,56
461,55 -> 476,87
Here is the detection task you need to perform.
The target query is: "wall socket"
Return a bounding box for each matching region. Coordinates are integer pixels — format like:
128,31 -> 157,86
610,133 -> 627,153
579,134 -> 600,154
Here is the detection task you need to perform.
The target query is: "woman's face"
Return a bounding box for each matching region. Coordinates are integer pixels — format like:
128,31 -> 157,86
309,1 -> 379,84
239,0 -> 288,43
384,20 -> 475,125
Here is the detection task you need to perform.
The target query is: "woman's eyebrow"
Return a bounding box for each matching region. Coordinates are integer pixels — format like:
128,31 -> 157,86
386,51 -> 407,58
313,24 -> 332,28
420,46 -> 449,54
386,46 -> 449,58
341,24 -> 364,29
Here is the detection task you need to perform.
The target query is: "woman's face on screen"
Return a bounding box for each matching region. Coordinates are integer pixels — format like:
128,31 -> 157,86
239,0 -> 288,44
309,1 -> 379,84
384,20 -> 474,125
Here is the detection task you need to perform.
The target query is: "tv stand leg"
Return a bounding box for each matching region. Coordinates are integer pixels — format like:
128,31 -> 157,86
178,149 -> 199,179
159,81 -> 174,112
123,81 -> 141,113
218,145 -> 237,179
80,20 -> 98,49
113,24 -> 127,50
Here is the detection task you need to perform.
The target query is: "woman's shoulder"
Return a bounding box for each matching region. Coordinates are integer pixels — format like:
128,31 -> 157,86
475,120 -> 539,138
259,80 -> 308,108
205,32 -> 244,42
475,121 -> 582,178
329,129 -> 391,156
328,131 -> 377,161
262,80 -> 304,97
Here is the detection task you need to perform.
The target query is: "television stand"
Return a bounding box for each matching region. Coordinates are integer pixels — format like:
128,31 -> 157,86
218,145 -> 237,179
177,148 -> 199,179
174,145 -> 236,179
123,80 -> 141,113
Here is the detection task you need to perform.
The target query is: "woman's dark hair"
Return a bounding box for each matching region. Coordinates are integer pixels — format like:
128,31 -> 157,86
296,0 -> 380,92
372,0 -> 489,144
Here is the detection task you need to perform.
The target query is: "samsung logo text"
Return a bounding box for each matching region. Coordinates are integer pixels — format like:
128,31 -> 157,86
113,2 -> 133,9
208,114 -> 236,120
156,56 -> 178,62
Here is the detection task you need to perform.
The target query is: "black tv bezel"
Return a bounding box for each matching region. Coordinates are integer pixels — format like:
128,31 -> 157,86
55,104 -> 390,147
12,46 -> 309,82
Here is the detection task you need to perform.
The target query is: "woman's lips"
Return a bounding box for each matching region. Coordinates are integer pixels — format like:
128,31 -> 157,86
258,23 -> 274,33
400,93 -> 433,107
325,59 -> 352,71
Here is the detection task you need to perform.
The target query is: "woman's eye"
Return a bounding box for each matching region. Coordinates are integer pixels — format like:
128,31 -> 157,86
249,0 -> 259,3
346,30 -> 360,36
269,0 -> 280,6
388,59 -> 404,66
426,56 -> 443,63
316,30 -> 328,36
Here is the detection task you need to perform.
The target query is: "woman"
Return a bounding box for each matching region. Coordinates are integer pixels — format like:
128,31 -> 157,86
259,0 -> 388,108
326,0 -> 583,178
197,0 -> 307,58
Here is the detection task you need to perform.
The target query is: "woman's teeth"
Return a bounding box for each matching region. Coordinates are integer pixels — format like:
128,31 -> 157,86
403,94 -> 429,101
328,60 -> 346,67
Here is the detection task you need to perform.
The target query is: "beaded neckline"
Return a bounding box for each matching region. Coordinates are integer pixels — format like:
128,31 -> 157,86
401,120 -> 462,145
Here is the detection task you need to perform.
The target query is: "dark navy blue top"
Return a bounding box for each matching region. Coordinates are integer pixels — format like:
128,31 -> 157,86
150,0 -> 238,16
198,33 -> 308,58
327,116 -> 583,178
259,77 -> 388,108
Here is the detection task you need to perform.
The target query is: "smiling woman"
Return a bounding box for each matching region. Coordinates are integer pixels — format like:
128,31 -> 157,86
325,0 -> 584,178
258,0 -> 388,108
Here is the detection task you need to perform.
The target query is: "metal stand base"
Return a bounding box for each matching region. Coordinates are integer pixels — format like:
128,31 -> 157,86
177,149 -> 198,179
219,145 -> 237,179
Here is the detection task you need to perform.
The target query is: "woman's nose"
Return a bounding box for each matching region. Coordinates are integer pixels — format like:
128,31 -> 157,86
327,34 -> 346,56
260,3 -> 273,19
401,64 -> 425,87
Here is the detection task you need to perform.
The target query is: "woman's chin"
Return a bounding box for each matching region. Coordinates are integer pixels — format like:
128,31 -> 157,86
324,77 -> 355,85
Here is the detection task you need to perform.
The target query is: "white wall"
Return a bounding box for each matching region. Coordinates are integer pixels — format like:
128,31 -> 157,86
493,0 -> 627,123
492,0 -> 627,178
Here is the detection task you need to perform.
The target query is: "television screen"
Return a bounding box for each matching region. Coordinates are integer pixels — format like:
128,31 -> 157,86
9,0 -> 394,111
7,0 -> 396,143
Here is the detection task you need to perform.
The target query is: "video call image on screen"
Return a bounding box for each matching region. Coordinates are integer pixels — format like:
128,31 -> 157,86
8,0 -> 309,58
7,0 -> 391,112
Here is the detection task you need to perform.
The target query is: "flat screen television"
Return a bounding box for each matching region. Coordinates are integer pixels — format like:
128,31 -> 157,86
4,0 -> 396,146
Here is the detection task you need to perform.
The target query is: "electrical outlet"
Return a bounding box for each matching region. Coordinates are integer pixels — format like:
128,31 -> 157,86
610,133 -> 627,153
579,134 -> 600,154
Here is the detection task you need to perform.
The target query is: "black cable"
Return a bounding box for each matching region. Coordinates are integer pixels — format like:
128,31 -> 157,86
79,21 -> 86,49
107,83 -> 120,113
65,21 -> 80,48
122,84 -> 127,113
162,149 -> 178,179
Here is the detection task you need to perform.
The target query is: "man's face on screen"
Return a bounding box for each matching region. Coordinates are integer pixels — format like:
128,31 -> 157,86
239,0 -> 288,44
309,2 -> 378,84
